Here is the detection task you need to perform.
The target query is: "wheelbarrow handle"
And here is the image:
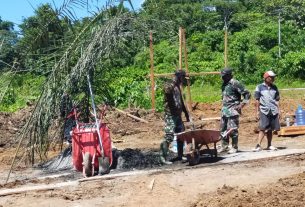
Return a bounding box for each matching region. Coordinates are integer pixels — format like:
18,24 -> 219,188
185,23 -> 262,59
220,127 -> 238,139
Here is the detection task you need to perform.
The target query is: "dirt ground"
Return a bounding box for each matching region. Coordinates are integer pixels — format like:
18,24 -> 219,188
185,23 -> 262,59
1,97 -> 305,206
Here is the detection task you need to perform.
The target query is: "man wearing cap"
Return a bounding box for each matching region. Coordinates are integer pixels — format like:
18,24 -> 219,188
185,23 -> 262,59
160,70 -> 190,164
253,71 -> 280,151
219,68 -> 251,154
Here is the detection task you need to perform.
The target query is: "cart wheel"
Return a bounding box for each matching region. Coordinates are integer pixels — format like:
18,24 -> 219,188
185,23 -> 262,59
83,152 -> 92,177
214,149 -> 218,158
210,149 -> 217,157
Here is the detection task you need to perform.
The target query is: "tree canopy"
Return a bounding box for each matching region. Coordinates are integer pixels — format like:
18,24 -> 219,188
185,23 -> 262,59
1,0 -> 305,110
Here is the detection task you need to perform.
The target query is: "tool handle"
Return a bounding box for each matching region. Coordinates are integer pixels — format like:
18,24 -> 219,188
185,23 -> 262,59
87,75 -> 104,156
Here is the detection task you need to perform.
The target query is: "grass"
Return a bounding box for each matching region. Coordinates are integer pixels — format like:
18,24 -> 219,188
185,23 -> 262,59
188,79 -> 305,104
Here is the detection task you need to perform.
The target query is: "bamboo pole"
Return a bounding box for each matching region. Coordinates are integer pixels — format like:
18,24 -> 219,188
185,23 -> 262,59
149,71 -> 221,78
114,107 -> 149,124
149,32 -> 155,111
182,28 -> 192,110
224,26 -> 228,67
179,27 -> 183,69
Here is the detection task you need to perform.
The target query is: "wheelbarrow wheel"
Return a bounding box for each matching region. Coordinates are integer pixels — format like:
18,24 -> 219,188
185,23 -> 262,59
83,152 -> 92,177
213,149 -> 218,158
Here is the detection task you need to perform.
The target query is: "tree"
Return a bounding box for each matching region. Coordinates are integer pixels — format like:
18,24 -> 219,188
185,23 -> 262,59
17,4 -> 68,74
0,17 -> 18,70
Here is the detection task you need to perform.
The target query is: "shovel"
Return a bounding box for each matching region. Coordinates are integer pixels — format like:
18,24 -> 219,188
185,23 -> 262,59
87,75 -> 110,175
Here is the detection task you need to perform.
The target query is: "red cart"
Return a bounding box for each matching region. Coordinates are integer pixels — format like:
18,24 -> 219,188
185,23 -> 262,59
72,122 -> 112,177
71,75 -> 113,177
176,129 -> 220,166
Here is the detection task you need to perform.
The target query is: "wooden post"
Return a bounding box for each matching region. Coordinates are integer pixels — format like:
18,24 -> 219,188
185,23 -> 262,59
224,26 -> 228,67
179,27 -> 183,69
148,71 -> 221,78
149,32 -> 155,111
182,28 -> 192,110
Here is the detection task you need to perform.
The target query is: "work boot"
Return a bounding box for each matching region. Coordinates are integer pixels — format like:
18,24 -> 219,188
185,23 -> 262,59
217,145 -> 229,153
228,142 -> 238,154
170,156 -> 187,163
228,146 -> 238,154
160,156 -> 173,165
160,141 -> 172,165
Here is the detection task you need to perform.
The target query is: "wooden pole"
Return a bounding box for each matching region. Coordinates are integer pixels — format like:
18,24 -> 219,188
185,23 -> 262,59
113,107 -> 149,124
149,32 -> 155,111
224,26 -> 228,67
182,28 -> 192,110
179,27 -> 183,69
149,71 -> 221,78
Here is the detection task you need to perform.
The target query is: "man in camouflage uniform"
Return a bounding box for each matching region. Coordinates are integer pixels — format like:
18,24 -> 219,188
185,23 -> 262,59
219,68 -> 251,154
160,70 -> 190,165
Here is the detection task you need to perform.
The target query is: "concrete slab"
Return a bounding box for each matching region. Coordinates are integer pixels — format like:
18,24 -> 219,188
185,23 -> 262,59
218,148 -> 305,164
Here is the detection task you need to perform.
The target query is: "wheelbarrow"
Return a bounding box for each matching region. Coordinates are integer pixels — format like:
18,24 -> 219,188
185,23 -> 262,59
175,129 -> 220,166
72,121 -> 113,177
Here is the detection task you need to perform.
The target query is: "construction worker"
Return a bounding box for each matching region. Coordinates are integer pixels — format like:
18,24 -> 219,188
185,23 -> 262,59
160,70 -> 190,165
253,71 -> 280,151
219,68 -> 251,154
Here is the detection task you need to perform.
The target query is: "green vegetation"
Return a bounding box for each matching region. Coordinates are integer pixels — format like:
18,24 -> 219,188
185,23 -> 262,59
0,74 -> 45,112
1,0 -> 305,112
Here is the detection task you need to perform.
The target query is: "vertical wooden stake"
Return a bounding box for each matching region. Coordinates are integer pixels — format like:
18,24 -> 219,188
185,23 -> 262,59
149,32 -> 155,111
182,29 -> 192,111
224,26 -> 228,67
179,27 -> 183,70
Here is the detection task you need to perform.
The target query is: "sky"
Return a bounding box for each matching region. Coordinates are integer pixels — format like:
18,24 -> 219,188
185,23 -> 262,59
0,0 -> 144,30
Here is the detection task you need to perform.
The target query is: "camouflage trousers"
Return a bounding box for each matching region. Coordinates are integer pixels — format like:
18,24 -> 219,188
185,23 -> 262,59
220,115 -> 239,149
160,114 -> 185,159
163,114 -> 185,143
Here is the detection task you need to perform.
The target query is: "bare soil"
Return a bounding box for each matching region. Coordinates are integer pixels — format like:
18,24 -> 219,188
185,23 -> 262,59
1,98 -> 305,206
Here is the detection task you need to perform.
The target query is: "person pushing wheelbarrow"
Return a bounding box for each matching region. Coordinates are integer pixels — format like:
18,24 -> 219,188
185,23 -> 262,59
159,70 -> 190,165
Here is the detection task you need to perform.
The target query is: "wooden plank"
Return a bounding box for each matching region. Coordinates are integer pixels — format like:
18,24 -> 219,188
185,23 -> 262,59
278,126 -> 305,136
0,181 -> 78,197
200,117 -> 221,121
113,108 -> 149,124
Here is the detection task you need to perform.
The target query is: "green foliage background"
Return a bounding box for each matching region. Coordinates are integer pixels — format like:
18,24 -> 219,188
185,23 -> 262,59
2,0 -> 305,112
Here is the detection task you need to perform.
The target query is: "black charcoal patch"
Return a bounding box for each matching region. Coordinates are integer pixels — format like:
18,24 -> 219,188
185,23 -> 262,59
39,147 -> 177,175
39,146 -> 73,173
116,148 -> 176,170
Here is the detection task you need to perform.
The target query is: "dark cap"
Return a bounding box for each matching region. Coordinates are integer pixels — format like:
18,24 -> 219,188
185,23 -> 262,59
221,68 -> 233,76
174,70 -> 186,78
